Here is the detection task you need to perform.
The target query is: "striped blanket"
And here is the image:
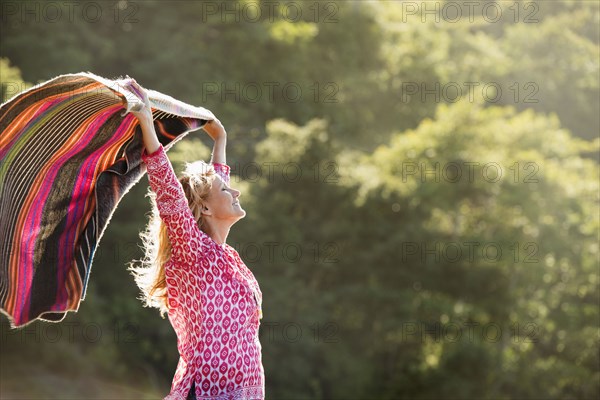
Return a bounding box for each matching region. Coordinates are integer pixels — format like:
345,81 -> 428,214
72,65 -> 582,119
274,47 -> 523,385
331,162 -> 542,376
0,72 -> 215,328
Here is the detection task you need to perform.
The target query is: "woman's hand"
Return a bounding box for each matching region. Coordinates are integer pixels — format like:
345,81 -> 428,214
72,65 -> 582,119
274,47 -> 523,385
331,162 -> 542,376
202,118 -> 227,141
205,118 -> 227,165
122,78 -> 153,125
121,78 -> 160,154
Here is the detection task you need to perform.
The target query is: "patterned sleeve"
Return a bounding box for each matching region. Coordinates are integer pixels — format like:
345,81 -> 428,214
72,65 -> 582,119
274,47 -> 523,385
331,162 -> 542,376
141,144 -> 209,264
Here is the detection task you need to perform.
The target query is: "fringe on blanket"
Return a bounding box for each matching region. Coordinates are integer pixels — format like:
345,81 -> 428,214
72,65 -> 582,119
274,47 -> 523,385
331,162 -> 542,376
0,72 -> 215,327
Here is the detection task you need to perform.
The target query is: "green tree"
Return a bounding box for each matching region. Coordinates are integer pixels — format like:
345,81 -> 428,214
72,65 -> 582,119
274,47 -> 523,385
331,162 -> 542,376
0,58 -> 31,102
336,98 -> 599,398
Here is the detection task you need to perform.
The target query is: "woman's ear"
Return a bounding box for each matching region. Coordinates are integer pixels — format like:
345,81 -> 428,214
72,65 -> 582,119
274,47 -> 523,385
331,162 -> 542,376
200,205 -> 212,217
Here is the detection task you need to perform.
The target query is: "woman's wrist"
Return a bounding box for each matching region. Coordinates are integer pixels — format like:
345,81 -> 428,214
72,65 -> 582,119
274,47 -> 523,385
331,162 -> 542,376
213,131 -> 227,141
137,110 -> 153,125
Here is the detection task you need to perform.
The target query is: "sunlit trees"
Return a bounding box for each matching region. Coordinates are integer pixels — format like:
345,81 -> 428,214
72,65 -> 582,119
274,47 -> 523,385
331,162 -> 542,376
336,99 -> 598,398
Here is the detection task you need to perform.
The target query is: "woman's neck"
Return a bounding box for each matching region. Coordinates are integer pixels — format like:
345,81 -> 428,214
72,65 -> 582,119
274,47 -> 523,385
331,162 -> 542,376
201,219 -> 231,245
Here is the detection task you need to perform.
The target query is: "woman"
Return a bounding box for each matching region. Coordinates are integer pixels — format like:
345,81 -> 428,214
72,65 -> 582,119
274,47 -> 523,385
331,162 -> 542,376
125,79 -> 265,400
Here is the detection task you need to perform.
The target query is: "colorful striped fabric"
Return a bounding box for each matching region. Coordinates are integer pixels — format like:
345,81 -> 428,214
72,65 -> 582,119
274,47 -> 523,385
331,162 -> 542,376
0,72 -> 215,328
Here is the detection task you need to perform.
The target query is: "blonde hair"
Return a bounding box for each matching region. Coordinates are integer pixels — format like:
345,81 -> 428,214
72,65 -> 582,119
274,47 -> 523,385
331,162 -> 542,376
130,160 -> 217,317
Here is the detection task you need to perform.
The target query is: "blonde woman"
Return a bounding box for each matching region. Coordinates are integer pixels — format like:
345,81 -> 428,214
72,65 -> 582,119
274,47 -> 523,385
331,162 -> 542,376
125,79 -> 264,400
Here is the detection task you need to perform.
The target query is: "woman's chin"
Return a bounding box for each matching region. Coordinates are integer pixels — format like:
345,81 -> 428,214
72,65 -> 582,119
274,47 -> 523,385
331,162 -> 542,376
236,204 -> 246,214
232,208 -> 246,219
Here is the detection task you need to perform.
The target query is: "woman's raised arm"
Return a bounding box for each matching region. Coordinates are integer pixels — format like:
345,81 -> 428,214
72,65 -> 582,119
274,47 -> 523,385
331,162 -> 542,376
123,79 -> 208,264
203,118 -> 227,165
123,79 -> 160,154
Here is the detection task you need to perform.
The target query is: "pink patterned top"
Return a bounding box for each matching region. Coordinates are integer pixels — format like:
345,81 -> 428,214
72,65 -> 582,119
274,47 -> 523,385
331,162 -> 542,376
141,144 -> 264,400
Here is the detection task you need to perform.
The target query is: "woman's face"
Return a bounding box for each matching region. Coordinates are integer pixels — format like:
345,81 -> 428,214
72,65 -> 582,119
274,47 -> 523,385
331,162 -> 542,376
203,175 -> 245,222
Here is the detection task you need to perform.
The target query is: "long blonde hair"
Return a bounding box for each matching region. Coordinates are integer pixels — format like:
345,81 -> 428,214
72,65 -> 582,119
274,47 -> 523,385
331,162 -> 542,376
130,160 -> 217,317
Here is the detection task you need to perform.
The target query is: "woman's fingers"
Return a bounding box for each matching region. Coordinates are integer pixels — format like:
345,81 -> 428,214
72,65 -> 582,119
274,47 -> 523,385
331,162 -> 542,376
127,81 -> 144,98
202,118 -> 227,141
130,85 -> 145,100
123,80 -> 150,108
121,77 -> 142,95
119,79 -> 152,120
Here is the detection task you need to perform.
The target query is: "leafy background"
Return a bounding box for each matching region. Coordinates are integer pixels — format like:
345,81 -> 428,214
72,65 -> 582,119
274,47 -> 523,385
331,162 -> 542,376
0,1 -> 598,398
